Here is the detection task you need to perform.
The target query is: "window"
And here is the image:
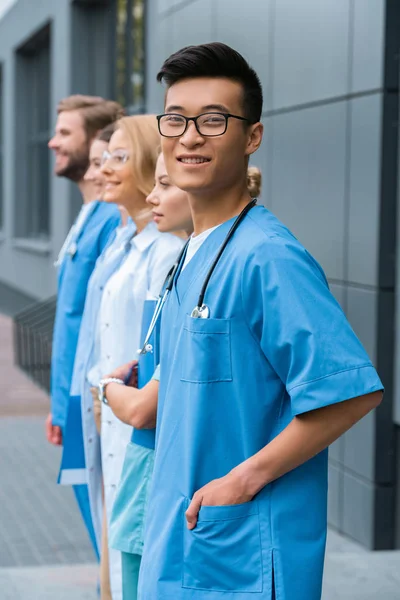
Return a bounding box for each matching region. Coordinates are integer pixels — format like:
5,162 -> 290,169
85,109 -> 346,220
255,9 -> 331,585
15,24 -> 51,240
0,66 -> 3,231
115,0 -> 146,114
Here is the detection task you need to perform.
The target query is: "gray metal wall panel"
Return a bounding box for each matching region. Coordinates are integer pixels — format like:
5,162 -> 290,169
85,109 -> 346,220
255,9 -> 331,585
215,0 -> 272,111
329,437 -> 344,465
342,471 -> 375,548
351,0 -> 385,93
268,102 -> 347,280
347,95 -> 382,287
343,412 -> 376,482
272,0 -> 350,109
145,0 -> 167,114
158,0 -> 194,15
346,286 -> 378,361
170,0 -> 214,53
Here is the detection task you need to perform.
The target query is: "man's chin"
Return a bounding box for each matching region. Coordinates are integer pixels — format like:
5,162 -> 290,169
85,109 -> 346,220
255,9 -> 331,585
55,164 -> 86,183
172,174 -> 211,195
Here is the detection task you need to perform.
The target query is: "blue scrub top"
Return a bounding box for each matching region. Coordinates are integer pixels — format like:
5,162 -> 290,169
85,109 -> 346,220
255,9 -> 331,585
138,205 -> 383,600
51,201 -> 120,429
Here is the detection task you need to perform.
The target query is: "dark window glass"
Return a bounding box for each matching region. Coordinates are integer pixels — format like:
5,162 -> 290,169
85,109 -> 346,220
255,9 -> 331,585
0,67 -> 3,230
115,0 -> 146,114
16,24 -> 51,239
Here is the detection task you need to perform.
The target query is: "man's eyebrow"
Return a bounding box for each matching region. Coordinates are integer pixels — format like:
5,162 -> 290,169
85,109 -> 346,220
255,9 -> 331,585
164,104 -> 231,113
202,104 -> 230,112
164,105 -> 184,113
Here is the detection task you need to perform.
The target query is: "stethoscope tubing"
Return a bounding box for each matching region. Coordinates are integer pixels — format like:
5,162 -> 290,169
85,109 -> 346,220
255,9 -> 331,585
196,198 -> 257,310
138,199 -> 257,354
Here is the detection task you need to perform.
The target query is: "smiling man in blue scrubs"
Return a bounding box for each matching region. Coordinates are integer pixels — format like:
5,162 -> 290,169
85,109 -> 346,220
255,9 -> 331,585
137,43 -> 383,600
45,95 -> 122,556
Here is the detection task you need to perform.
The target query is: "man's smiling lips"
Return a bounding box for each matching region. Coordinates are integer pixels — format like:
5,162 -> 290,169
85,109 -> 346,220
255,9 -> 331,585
177,154 -> 211,165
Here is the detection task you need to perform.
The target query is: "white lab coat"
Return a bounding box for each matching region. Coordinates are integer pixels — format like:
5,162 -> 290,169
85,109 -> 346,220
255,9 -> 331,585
67,222 -> 136,556
87,222 -> 184,600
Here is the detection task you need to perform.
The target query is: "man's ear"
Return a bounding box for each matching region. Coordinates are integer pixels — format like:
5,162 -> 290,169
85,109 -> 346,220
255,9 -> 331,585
245,122 -> 264,157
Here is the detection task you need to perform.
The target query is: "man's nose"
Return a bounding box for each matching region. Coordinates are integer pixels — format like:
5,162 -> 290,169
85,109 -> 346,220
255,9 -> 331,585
48,136 -> 58,149
179,121 -> 204,148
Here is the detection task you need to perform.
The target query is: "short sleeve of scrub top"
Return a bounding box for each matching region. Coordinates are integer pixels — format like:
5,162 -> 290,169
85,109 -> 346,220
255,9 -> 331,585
152,365 -> 160,381
241,236 -> 383,416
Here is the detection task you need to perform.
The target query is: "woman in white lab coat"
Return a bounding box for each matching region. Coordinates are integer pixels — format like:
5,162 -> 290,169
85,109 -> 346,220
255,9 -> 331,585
87,116 -> 184,600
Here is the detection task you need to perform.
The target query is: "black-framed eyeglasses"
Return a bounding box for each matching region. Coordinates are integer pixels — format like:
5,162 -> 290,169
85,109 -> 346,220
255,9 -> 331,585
156,112 -> 250,138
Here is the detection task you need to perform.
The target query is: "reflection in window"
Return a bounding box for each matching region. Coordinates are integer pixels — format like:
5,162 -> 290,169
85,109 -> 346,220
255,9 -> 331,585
116,0 -> 145,114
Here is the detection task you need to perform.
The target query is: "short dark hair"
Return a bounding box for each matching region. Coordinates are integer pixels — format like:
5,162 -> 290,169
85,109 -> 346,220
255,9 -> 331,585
157,42 -> 263,124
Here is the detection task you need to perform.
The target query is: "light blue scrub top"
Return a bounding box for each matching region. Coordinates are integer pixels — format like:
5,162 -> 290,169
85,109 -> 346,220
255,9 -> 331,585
138,205 -> 383,600
109,299 -> 160,555
51,201 -> 120,429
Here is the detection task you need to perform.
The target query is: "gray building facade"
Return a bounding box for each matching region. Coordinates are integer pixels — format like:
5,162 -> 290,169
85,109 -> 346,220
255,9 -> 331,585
0,0 -> 399,550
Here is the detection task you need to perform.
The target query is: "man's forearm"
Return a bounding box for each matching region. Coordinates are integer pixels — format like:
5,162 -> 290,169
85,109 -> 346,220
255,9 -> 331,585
232,391 -> 383,497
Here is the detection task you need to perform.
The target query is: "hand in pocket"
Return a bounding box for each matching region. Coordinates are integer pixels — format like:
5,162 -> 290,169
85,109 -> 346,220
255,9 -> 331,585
186,470 -> 254,529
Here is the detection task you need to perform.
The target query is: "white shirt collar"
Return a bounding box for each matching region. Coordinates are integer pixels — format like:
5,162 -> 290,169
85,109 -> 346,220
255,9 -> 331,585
131,221 -> 160,253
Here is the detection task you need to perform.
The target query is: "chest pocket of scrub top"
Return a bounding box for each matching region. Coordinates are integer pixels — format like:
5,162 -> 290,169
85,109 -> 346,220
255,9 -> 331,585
182,499 -> 263,593
180,315 -> 232,383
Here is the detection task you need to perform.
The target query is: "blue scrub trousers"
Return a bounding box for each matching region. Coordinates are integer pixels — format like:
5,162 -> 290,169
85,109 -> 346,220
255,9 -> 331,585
122,552 -> 141,600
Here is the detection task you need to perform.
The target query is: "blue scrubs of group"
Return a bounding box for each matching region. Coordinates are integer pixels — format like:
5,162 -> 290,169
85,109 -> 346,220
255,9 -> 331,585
51,200 -> 120,553
138,205 -> 383,600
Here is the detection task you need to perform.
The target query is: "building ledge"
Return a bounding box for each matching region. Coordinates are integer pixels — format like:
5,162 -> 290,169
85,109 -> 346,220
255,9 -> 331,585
13,238 -> 51,255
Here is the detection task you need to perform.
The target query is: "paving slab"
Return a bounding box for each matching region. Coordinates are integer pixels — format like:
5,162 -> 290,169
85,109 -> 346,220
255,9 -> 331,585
0,417 -> 95,568
323,548 -> 400,599
0,564 -> 97,600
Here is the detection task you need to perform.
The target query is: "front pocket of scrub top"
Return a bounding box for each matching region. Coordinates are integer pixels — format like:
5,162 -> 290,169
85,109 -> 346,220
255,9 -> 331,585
180,316 -> 232,383
182,500 -> 263,593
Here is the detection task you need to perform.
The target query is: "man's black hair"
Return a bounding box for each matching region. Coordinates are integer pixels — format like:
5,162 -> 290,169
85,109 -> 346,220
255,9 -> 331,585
157,42 -> 263,124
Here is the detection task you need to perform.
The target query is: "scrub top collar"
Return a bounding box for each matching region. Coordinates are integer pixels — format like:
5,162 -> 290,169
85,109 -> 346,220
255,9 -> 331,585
174,214 -> 237,305
130,221 -> 159,254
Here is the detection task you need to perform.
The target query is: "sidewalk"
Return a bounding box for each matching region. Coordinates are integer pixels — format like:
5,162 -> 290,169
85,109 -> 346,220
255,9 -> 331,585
0,313 -> 97,599
0,313 -> 400,599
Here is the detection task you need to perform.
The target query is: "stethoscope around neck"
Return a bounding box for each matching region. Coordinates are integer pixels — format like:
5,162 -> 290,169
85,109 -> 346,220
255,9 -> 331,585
138,198 -> 257,355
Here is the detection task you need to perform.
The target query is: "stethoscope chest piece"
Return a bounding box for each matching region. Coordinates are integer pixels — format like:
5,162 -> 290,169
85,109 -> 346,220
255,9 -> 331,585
191,304 -> 210,319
